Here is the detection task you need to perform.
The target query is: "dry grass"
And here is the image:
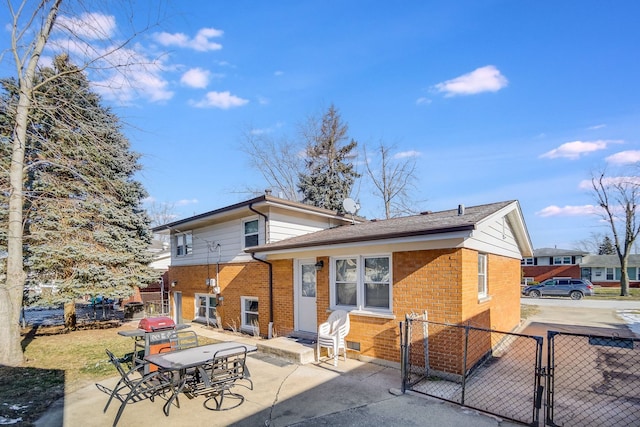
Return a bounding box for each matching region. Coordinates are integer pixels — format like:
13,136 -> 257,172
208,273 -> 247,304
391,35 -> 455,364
592,287 -> 640,300
520,304 -> 540,320
0,322 -> 216,426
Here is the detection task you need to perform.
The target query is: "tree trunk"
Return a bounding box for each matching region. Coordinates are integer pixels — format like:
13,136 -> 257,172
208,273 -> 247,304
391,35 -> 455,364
1,85 -> 32,366
0,0 -> 62,366
64,302 -> 77,330
619,264 -> 630,297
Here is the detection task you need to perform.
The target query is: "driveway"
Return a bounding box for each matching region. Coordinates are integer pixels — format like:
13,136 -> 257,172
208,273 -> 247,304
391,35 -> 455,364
520,297 -> 640,338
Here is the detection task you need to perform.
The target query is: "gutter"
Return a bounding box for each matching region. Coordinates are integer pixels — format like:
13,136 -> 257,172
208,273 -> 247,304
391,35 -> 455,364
249,203 -> 274,338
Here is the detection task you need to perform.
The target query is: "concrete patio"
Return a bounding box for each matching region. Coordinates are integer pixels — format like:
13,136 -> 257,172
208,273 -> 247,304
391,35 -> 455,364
36,323 -> 521,427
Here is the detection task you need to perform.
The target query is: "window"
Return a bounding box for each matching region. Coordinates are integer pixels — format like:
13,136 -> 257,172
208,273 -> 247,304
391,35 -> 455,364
175,232 -> 192,256
478,253 -> 487,298
521,258 -> 534,266
241,296 -> 259,334
553,256 -> 572,265
243,219 -> 259,248
194,293 -> 217,324
606,268 -> 614,281
332,255 -> 391,312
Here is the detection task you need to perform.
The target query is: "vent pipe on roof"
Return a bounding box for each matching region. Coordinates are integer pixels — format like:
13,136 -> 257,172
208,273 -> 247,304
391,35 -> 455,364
458,204 -> 465,216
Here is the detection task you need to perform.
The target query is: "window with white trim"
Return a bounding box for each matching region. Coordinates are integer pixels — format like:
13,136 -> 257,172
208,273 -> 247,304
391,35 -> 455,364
175,232 -> 192,256
521,258 -> 534,266
243,219 -> 259,248
241,296 -> 259,334
478,253 -> 488,298
606,267 -> 614,281
332,255 -> 391,312
194,293 -> 217,324
553,256 -> 572,265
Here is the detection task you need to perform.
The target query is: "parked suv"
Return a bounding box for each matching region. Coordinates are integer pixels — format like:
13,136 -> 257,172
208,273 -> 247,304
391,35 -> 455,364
522,278 -> 594,300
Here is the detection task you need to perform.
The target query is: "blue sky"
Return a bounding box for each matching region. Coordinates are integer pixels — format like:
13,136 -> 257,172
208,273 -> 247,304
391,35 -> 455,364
2,1 -> 640,250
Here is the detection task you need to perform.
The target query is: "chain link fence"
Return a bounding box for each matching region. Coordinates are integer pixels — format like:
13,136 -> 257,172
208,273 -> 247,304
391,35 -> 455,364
401,315 -> 640,426
547,331 -> 640,427
401,315 -> 543,425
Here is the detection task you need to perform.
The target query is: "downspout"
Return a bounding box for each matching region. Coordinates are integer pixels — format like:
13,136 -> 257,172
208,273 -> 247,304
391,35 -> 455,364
249,203 -> 274,339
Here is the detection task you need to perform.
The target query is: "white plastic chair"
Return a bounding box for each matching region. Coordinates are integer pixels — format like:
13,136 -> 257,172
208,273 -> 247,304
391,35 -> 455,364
316,310 -> 350,366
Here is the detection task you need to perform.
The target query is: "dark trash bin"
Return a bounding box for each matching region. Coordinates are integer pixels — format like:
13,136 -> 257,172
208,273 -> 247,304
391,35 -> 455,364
124,302 -> 145,319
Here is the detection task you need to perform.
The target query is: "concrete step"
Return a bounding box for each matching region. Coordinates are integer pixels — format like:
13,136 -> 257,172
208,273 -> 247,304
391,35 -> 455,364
189,323 -> 316,364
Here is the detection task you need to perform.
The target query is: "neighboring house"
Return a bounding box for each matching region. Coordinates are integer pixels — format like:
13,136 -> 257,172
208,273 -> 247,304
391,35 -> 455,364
521,248 -> 588,284
580,254 -> 640,288
522,249 -> 640,288
153,193 -> 362,330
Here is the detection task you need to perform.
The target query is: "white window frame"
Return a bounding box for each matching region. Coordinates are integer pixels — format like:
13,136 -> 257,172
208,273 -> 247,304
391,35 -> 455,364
242,218 -> 259,249
330,254 -> 392,314
193,293 -> 217,324
478,253 -> 488,298
521,257 -> 534,265
241,296 -> 259,334
175,231 -> 192,257
606,267 -> 615,281
553,256 -> 572,265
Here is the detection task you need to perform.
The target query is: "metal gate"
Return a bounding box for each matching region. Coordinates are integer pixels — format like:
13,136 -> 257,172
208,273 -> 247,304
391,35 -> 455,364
401,316 -> 640,426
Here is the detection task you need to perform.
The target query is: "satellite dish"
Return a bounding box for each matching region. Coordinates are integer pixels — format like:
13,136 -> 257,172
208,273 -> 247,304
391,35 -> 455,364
342,198 -> 359,215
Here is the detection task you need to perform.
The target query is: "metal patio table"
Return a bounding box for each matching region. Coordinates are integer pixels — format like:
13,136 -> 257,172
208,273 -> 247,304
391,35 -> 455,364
145,342 -> 257,415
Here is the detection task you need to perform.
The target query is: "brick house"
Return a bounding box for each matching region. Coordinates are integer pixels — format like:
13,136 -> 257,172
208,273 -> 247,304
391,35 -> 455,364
156,196 -> 532,366
520,248 -> 588,284
153,193 -> 361,331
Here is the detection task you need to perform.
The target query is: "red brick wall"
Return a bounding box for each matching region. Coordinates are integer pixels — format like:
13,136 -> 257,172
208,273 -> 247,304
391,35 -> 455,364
168,261 -> 270,335
522,265 -> 580,282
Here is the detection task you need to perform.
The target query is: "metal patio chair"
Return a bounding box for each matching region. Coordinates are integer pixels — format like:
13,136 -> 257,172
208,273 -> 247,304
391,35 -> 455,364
96,349 -> 174,426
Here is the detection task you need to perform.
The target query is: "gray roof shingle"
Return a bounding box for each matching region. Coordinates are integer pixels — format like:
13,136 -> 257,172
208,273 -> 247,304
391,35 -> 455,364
248,200 -> 516,253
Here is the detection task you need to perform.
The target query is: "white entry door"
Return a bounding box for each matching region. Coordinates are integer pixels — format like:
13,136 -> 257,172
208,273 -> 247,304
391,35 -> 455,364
296,259 -> 317,333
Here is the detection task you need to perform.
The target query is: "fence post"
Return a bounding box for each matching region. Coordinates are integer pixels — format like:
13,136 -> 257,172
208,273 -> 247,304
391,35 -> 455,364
461,322 -> 470,405
423,310 -> 429,378
400,321 -> 406,393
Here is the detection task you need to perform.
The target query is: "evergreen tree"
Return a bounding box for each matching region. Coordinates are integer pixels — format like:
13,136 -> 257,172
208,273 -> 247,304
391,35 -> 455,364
298,105 -> 360,211
0,55 -> 157,328
598,235 -> 616,255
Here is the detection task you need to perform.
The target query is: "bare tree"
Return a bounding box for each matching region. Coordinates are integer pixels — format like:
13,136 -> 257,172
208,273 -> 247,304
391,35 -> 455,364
1,0 -> 161,365
147,201 -> 177,242
364,142 -> 420,219
573,231 -> 608,254
239,127 -> 304,201
591,171 -> 640,296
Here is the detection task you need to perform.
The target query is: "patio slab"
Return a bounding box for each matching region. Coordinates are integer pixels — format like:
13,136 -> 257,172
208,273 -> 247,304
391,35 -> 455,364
35,324 -> 521,427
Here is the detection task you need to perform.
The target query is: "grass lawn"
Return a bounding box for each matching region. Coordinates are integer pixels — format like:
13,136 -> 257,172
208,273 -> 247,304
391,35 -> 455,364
592,287 -> 640,300
0,322 -> 217,426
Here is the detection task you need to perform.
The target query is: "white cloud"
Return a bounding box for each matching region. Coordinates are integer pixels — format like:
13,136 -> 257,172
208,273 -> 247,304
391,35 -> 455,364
394,150 -> 421,159
274,70 -> 284,76
588,124 -> 606,130
55,13 -> 116,40
91,48 -> 173,103
153,28 -> 223,51
181,68 -> 210,88
578,176 -> 640,190
536,205 -> 600,217
191,91 -> 249,109
415,97 -> 431,105
433,65 -> 508,97
606,150 -> 640,165
540,140 -> 621,160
